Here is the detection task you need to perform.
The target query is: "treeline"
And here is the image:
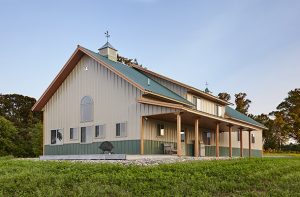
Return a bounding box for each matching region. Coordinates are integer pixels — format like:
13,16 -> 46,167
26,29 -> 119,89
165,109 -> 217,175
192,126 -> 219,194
218,88 -> 300,151
0,94 -> 42,157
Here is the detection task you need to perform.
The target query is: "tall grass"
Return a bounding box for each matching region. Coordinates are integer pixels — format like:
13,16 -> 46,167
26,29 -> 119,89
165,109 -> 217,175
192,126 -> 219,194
0,157 -> 299,196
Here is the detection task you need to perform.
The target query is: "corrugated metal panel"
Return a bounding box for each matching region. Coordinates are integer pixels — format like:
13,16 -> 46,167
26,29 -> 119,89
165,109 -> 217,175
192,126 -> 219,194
82,47 -> 192,105
44,55 -> 178,147
225,106 -> 265,128
45,140 -> 140,155
205,146 -> 262,157
142,73 -> 188,99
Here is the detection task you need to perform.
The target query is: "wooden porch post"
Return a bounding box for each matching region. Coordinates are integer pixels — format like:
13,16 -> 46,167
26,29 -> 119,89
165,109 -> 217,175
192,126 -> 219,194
194,119 -> 199,157
140,117 -> 144,155
216,122 -> 220,158
227,124 -> 233,158
239,127 -> 243,157
177,113 -> 182,157
248,130 -> 252,158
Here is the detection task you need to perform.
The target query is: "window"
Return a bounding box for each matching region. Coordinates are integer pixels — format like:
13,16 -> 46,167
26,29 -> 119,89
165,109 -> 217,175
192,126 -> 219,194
180,130 -> 185,142
237,130 -> 240,141
50,129 -> 63,145
116,122 -> 127,137
207,132 -> 211,145
157,124 -> 165,136
192,96 -> 201,111
80,96 -> 93,122
81,126 -> 92,143
215,105 -> 222,117
252,134 -> 255,143
95,124 -> 105,138
192,96 -> 197,105
202,131 -> 211,145
70,128 -> 78,140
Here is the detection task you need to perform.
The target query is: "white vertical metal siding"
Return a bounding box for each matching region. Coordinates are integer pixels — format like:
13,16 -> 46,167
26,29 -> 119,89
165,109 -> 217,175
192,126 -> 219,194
43,55 -> 177,145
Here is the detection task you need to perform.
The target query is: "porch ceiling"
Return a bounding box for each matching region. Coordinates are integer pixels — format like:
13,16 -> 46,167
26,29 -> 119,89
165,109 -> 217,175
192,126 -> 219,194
146,112 -> 253,132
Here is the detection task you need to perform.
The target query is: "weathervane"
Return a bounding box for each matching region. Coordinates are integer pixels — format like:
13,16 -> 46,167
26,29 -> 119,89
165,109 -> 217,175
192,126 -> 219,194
105,31 -> 110,42
205,81 -> 209,89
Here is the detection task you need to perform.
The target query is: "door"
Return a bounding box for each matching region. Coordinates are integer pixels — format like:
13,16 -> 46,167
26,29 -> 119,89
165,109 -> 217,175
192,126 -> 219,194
181,130 -> 186,156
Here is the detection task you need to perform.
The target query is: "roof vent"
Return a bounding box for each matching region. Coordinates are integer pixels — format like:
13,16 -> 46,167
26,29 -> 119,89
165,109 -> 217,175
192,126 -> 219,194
147,78 -> 151,86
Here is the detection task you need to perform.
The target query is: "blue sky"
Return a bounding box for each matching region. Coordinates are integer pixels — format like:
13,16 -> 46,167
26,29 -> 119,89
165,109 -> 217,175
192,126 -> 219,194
0,0 -> 299,115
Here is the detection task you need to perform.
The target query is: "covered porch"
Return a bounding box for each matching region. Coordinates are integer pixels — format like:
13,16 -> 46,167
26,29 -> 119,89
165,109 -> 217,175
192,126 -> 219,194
140,109 -> 261,158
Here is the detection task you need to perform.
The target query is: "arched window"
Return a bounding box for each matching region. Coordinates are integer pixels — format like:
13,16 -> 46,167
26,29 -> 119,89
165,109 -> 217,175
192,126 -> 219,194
80,96 -> 93,122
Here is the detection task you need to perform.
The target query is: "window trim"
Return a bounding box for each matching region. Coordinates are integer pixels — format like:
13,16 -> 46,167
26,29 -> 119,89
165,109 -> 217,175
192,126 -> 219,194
95,124 -> 106,139
80,96 -> 94,123
50,128 -> 63,145
80,126 -> 93,144
69,127 -> 78,141
116,122 -> 127,138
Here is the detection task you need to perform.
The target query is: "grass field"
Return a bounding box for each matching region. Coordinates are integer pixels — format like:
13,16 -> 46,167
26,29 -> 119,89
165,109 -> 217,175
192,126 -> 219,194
263,152 -> 300,157
0,157 -> 300,196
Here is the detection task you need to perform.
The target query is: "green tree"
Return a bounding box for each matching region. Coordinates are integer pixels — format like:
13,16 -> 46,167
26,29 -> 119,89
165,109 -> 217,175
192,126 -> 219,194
30,122 -> 43,157
0,116 -> 17,156
218,92 -> 231,102
0,94 -> 43,157
0,94 -> 41,128
276,88 -> 300,143
235,93 -> 251,115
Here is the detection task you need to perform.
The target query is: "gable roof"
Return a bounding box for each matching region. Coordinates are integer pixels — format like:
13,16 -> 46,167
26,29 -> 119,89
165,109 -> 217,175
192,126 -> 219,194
225,106 -> 267,129
129,63 -> 231,105
32,45 -> 192,111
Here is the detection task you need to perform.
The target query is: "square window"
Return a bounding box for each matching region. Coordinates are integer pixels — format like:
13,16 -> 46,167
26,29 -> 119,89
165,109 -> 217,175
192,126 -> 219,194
50,129 -> 63,145
70,128 -> 78,140
95,125 -> 105,138
116,122 -> 127,137
252,134 -> 255,143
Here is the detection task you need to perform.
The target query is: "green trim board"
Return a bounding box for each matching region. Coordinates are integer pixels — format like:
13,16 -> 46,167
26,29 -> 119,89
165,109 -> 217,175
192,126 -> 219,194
45,140 -> 140,155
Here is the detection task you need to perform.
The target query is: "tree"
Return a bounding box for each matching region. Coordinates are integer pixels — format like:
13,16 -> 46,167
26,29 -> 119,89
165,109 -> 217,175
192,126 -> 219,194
0,94 -> 42,128
0,94 -> 43,157
276,88 -> 300,143
235,93 -> 251,115
0,116 -> 17,156
218,92 -> 231,102
30,122 -> 43,157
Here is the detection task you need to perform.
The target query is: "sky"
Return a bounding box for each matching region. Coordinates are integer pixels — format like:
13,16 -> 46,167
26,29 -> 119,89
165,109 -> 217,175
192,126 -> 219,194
0,0 -> 299,115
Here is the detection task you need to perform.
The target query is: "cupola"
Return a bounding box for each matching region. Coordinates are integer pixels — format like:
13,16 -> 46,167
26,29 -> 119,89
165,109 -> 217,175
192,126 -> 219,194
98,31 -> 118,61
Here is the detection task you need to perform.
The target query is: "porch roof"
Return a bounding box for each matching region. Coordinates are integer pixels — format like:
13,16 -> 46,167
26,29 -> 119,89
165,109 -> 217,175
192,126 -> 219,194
144,106 -> 266,131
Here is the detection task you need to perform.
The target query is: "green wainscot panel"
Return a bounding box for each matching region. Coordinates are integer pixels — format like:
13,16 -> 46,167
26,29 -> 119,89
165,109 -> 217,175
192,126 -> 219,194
144,140 -> 177,155
205,146 -> 262,157
44,140 -> 140,155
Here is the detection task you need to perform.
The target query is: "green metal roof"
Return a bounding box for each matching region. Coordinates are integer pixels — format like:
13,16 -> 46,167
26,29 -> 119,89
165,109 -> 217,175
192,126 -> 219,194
225,106 -> 266,128
98,42 -> 117,51
82,47 -> 193,106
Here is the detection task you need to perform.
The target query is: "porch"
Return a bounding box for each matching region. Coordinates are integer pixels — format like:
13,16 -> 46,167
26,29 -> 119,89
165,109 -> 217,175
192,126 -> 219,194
140,110 -> 261,158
